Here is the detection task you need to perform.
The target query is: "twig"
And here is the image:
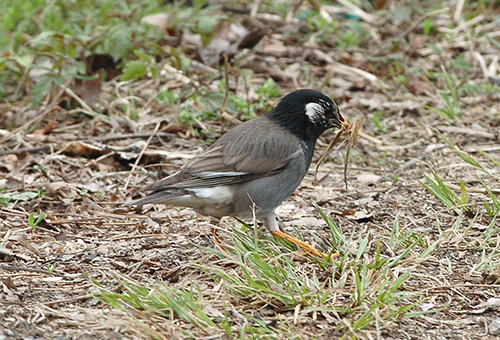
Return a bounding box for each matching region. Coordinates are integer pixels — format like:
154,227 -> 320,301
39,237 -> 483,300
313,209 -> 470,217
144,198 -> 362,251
123,122 -> 161,191
473,52 -> 490,78
42,293 -> 94,307
0,145 -> 51,156
0,264 -> 52,275
343,146 -> 350,189
439,14 -> 485,35
94,132 -> 173,143
358,130 -> 383,145
314,129 -> 345,183
0,133 -> 173,156
138,64 -> 163,117
64,87 -> 93,112
454,0 -> 466,23
220,52 -> 230,132
220,112 -> 241,125
436,126 -> 499,140
314,117 -> 364,186
325,0 -> 378,24
328,60 -> 389,90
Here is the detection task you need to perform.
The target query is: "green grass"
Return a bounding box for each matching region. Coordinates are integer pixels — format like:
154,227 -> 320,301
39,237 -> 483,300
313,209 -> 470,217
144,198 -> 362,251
27,210 -> 44,230
94,205 -> 439,339
417,133 -> 500,288
420,132 -> 500,218
0,0 -> 226,105
419,171 -> 471,215
0,187 -> 45,207
425,66 -> 463,121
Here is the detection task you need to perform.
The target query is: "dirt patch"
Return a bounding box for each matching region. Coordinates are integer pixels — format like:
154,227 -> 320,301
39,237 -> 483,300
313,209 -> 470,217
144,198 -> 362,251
1,1 -> 500,339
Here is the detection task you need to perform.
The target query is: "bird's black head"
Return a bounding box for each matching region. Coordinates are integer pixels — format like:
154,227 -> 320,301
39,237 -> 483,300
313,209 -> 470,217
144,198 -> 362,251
266,89 -> 345,142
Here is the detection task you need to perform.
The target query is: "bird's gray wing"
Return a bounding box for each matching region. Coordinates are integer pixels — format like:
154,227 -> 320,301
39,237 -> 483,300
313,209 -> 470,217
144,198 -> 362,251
144,118 -> 303,191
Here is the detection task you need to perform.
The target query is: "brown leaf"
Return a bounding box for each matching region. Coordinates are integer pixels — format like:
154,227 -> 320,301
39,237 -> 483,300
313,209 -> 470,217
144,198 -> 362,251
72,70 -> 102,107
237,27 -> 268,50
141,12 -> 169,32
406,76 -> 433,95
63,141 -> 107,158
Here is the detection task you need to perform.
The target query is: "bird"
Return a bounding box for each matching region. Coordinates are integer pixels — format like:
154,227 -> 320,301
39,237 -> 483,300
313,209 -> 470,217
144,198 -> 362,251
128,89 -> 347,257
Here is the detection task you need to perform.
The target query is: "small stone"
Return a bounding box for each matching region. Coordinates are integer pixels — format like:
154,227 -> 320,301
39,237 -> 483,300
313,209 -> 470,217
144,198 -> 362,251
489,318 -> 500,335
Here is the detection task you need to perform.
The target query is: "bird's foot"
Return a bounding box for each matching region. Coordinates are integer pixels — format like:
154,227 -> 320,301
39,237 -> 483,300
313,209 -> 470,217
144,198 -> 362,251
270,230 -> 339,259
210,226 -> 222,245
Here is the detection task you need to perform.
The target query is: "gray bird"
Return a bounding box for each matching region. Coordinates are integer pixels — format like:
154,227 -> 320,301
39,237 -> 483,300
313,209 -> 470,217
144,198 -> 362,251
128,89 -> 346,256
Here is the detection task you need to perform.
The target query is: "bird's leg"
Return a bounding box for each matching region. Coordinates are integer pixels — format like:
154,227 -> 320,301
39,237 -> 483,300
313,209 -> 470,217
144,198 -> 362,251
209,217 -> 223,247
265,215 -> 339,259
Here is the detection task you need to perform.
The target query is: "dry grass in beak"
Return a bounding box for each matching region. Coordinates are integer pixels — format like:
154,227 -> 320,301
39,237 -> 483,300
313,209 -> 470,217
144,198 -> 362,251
314,116 -> 365,188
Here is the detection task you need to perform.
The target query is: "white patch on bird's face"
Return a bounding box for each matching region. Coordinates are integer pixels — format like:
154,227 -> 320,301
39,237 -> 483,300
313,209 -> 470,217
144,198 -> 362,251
305,102 -> 325,124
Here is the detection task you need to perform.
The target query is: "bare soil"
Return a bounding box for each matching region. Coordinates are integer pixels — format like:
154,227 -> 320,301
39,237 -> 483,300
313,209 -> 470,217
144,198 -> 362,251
1,2 -> 500,339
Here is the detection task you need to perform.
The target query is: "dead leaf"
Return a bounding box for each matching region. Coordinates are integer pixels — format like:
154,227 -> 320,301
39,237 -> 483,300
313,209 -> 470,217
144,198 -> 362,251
0,154 -> 18,172
72,70 -> 102,107
237,27 -> 268,50
63,141 -> 108,158
1,282 -> 19,302
407,76 -> 433,95
477,298 -> 500,309
357,173 -> 382,184
141,13 -> 169,32
346,210 -> 374,222
202,304 -> 225,319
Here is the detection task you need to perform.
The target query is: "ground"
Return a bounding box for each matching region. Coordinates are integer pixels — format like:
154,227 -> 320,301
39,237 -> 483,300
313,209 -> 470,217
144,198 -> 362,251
1,1 -> 500,339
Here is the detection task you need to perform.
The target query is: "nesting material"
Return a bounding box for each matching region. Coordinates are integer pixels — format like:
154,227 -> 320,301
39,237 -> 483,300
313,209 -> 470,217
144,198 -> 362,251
315,116 -> 365,187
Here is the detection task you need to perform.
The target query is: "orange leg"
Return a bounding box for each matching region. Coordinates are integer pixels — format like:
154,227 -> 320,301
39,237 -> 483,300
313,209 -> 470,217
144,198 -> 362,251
270,230 -> 339,259
210,227 -> 222,245
209,217 -> 225,251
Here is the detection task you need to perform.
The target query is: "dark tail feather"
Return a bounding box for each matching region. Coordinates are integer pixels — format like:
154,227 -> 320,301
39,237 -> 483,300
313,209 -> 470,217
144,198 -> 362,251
125,191 -> 180,206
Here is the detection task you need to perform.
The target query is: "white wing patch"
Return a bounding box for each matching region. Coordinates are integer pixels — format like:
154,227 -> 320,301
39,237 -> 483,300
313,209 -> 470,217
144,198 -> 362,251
305,102 -> 324,124
198,171 -> 248,178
